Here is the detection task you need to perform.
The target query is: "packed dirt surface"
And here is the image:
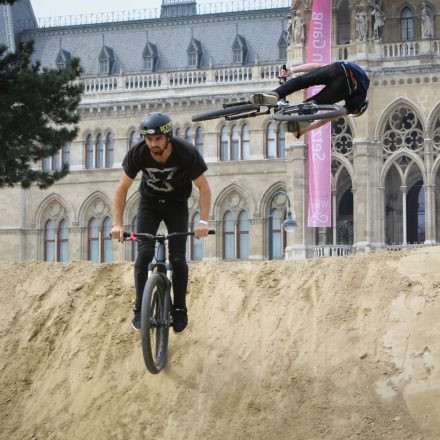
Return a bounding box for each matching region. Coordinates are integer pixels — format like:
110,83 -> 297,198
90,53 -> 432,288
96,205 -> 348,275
1,247 -> 440,440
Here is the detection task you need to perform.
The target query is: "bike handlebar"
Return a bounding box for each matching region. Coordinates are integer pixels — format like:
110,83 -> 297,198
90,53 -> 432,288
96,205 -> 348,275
112,230 -> 215,241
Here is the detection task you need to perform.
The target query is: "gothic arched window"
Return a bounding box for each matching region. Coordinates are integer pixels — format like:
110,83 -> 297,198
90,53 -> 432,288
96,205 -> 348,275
220,125 -> 229,161
105,132 -> 114,168
237,210 -> 249,259
195,126 -> 203,156
401,7 -> 414,41
382,106 -> 424,159
223,211 -> 235,259
44,219 -> 56,262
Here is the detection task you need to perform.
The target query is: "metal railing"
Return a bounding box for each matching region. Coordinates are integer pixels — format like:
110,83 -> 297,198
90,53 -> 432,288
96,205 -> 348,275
19,0 -> 290,30
312,245 -> 354,258
79,63 -> 282,95
312,242 -> 439,258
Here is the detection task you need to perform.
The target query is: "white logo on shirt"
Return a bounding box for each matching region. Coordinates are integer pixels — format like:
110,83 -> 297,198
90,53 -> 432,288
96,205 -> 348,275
144,167 -> 177,192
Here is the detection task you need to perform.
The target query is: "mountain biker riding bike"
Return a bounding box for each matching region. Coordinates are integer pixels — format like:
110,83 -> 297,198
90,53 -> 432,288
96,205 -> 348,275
111,112 -> 212,334
249,61 -> 370,138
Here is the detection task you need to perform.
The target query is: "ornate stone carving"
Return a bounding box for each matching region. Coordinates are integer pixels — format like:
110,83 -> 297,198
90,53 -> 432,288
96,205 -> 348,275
382,106 -> 424,159
370,2 -> 385,41
47,201 -> 66,220
421,2 -> 434,39
272,193 -> 288,209
87,199 -> 111,220
224,190 -> 246,214
355,8 -> 368,41
287,9 -> 304,45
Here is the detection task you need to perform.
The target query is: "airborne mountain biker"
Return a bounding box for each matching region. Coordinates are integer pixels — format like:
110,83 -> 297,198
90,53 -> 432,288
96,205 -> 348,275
250,61 -> 370,137
111,112 -> 211,334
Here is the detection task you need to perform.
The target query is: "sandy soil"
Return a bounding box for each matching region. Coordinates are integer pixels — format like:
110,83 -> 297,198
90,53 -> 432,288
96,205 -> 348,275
1,247 -> 440,440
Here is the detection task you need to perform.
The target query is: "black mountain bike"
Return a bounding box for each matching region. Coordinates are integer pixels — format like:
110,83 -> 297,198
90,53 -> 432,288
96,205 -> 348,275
191,97 -> 345,129
123,230 -> 215,374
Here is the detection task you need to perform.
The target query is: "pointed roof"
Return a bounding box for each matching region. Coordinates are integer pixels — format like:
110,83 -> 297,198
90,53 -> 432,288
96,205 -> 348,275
232,34 -> 247,50
99,44 -> 114,62
278,30 -> 288,47
187,36 -> 202,54
143,41 -> 158,58
56,48 -> 71,65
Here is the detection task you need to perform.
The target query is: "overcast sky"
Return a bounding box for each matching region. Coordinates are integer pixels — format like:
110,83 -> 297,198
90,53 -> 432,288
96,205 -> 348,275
30,0 -> 230,18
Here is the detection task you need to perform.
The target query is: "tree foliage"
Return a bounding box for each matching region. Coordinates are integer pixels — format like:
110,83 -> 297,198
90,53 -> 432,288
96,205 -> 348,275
0,40 -> 83,189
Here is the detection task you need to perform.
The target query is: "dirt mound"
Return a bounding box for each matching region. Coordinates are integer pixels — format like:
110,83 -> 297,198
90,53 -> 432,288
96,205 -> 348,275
1,247 -> 440,440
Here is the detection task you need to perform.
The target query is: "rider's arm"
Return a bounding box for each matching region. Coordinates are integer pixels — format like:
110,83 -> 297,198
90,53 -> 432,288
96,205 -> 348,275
296,110 -> 348,138
111,171 -> 134,241
281,63 -> 326,78
292,63 -> 326,74
193,174 -> 211,238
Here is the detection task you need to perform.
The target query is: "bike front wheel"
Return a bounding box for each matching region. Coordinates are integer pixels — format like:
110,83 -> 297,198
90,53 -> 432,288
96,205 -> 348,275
274,104 -> 346,122
141,273 -> 170,374
192,103 -> 260,122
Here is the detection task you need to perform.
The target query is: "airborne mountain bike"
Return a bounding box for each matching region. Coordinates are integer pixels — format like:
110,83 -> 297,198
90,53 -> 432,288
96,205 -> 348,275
122,230 -> 215,374
191,97 -> 345,132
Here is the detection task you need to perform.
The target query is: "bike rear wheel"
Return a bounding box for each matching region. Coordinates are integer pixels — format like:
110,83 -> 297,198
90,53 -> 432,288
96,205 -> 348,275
192,103 -> 260,122
141,273 -> 170,374
274,104 -> 346,122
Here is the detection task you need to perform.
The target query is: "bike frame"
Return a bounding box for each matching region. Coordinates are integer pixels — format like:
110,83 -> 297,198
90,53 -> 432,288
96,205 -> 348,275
147,235 -> 173,303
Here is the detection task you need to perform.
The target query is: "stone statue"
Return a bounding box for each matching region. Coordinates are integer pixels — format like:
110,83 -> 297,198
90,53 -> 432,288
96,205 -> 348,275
287,10 -> 304,45
421,2 -> 433,39
286,11 -> 293,44
355,9 -> 368,41
371,3 -> 385,40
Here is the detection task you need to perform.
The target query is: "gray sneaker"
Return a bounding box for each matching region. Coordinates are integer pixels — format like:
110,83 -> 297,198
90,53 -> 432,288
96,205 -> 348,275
249,92 -> 279,106
131,307 -> 141,332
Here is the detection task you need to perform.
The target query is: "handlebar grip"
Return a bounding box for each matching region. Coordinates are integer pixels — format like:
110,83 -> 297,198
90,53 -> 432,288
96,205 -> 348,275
108,232 -> 133,239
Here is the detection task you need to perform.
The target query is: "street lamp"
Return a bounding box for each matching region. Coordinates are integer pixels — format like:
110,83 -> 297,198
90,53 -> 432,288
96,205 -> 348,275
268,190 -> 297,260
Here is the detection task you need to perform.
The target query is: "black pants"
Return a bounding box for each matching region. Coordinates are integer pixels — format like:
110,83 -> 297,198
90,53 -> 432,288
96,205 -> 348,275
134,197 -> 189,310
274,62 -> 352,105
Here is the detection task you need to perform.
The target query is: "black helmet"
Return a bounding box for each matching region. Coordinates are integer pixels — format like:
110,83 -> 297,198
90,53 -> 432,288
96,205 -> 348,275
352,99 -> 368,117
139,112 -> 173,137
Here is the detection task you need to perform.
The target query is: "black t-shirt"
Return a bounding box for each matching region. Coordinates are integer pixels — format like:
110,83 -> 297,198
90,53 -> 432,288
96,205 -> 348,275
343,62 -> 370,114
122,136 -> 207,201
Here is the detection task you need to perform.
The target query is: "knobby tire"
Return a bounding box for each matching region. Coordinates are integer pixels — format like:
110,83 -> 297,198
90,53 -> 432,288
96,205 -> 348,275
141,273 -> 170,374
274,104 -> 346,122
192,103 -> 260,122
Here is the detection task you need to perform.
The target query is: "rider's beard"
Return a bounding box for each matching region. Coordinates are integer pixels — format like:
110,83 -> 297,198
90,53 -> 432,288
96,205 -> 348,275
150,142 -> 169,157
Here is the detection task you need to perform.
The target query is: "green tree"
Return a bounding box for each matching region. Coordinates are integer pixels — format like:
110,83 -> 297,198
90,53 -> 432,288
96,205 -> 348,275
0,35 -> 83,188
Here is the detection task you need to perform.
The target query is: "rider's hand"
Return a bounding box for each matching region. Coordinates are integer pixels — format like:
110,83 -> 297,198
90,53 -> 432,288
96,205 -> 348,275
295,128 -> 306,139
279,67 -> 291,78
111,224 -> 125,242
194,222 -> 209,239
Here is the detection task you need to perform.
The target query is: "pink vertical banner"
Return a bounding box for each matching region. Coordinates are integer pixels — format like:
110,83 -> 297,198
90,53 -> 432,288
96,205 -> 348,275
306,0 -> 332,227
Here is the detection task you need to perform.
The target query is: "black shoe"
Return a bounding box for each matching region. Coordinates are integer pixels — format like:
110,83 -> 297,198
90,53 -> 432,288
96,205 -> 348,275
131,307 -> 141,332
172,307 -> 188,334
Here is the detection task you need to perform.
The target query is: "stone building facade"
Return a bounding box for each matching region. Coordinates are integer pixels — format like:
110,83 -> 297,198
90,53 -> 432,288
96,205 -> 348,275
0,0 -> 439,262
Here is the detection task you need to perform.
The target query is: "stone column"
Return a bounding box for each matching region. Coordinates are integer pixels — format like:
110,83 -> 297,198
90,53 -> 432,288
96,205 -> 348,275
203,219 -> 220,261
352,139 -> 375,251
284,139 -> 310,260
401,186 -> 408,245
423,139 -> 436,244
249,217 -> 264,260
